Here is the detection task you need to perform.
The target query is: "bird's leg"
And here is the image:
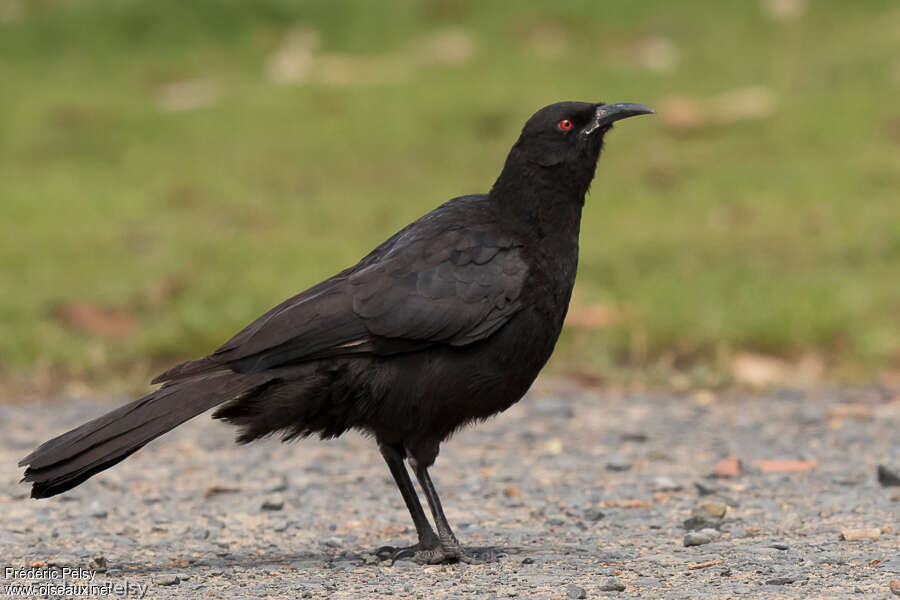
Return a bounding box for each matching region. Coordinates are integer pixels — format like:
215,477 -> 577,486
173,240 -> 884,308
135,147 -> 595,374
411,461 -> 483,564
375,443 -> 440,563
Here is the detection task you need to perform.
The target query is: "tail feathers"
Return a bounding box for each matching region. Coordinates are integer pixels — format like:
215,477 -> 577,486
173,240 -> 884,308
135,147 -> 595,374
151,356 -> 222,385
19,371 -> 274,498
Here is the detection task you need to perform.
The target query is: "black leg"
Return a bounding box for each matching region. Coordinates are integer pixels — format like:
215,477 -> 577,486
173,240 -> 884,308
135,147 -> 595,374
376,443 -> 439,561
412,463 -> 458,545
411,461 -> 482,564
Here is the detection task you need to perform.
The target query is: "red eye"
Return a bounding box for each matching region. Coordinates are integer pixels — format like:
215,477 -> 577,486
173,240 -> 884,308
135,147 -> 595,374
557,119 -> 573,131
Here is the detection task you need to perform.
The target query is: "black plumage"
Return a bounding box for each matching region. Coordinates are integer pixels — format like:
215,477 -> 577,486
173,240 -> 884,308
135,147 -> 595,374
20,100 -> 653,563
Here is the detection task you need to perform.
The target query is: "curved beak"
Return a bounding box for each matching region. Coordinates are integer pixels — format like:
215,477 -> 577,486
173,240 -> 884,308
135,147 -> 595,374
583,102 -> 655,135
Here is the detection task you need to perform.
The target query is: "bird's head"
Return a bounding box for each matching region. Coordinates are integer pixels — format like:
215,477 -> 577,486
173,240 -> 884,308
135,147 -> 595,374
494,101 -> 654,200
517,101 -> 654,168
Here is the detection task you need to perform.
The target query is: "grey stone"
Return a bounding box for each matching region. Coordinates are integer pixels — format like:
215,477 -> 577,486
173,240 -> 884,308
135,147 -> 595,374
583,508 -> 605,522
694,481 -> 719,496
684,532 -> 713,546
651,476 -> 682,492
264,477 -> 289,493
566,584 -> 587,598
878,465 -> 900,486
154,574 -> 180,586
271,519 -> 289,532
878,559 -> 900,574
683,516 -> 718,531
261,496 -> 284,511
606,455 -> 632,471
89,501 -> 108,519
597,577 -> 626,592
766,573 -> 804,585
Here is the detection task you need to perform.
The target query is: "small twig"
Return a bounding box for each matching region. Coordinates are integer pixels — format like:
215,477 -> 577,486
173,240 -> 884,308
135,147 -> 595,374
688,560 -> 723,570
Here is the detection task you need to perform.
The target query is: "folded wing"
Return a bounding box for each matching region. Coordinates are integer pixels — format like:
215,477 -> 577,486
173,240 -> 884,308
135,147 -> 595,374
154,200 -> 527,383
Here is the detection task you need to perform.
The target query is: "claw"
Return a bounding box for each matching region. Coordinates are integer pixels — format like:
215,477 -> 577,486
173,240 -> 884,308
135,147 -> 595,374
375,542 -> 495,565
373,544 -> 421,565
457,551 -> 484,565
391,547 -> 418,565
374,545 -> 398,560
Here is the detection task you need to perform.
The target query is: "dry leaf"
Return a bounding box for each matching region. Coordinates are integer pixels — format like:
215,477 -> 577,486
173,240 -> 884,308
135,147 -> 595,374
660,87 -> 777,133
762,0 -> 807,21
542,438 -> 563,455
827,404 -> 873,420
158,79 -> 220,112
688,560 -> 723,570
636,36 -> 678,72
565,303 -> 622,330
658,95 -> 703,130
715,458 -> 743,478
840,528 -> 881,542
268,27 -> 321,83
416,28 -> 476,65
711,86 -> 777,123
603,499 -> 653,508
520,21 -> 570,59
55,302 -> 137,339
754,459 -> 817,473
566,369 -> 605,388
730,352 -> 787,387
139,275 -> 187,309
204,485 -> 240,498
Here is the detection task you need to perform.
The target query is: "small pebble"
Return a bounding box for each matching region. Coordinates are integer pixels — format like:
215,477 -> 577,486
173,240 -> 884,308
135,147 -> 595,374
583,508 -> 605,522
694,481 -> 719,496
878,465 -> 900,487
652,476 -> 682,492
606,455 -> 632,471
154,574 -> 180,586
264,477 -> 289,493
841,528 -> 881,541
683,515 -> 722,531
766,573 -> 801,585
566,584 -> 587,599
598,577 -> 626,592
261,496 -> 284,511
769,542 -> 789,550
89,501 -> 108,519
890,579 -> 900,596
777,512 -> 803,532
684,531 -> 714,546
272,519 -> 289,532
522,557 -> 535,564
699,502 -> 727,518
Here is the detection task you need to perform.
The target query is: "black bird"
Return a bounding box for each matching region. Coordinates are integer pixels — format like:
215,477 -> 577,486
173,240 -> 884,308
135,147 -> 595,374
20,101 -> 653,564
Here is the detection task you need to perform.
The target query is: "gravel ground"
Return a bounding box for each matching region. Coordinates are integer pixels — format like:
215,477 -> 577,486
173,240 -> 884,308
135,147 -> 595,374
2,382 -> 900,599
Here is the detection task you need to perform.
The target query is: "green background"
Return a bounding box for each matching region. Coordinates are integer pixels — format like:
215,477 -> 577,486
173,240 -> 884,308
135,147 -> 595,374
1,0 -> 899,390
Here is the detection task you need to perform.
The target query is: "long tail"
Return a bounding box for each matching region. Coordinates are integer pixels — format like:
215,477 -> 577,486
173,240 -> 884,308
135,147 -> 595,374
19,371 -> 274,499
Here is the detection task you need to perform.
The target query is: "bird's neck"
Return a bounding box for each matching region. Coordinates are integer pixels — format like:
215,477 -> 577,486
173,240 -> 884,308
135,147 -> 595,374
489,153 -> 590,240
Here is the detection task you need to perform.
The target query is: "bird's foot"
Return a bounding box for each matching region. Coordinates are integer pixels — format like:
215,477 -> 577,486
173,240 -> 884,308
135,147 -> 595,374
375,541 -> 487,565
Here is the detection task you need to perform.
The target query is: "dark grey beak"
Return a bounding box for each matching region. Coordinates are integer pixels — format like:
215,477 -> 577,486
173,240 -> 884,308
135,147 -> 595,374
583,102 -> 655,135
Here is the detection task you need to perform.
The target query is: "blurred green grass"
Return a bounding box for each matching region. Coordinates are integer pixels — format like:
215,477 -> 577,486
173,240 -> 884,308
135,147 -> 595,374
1,0 -> 899,387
